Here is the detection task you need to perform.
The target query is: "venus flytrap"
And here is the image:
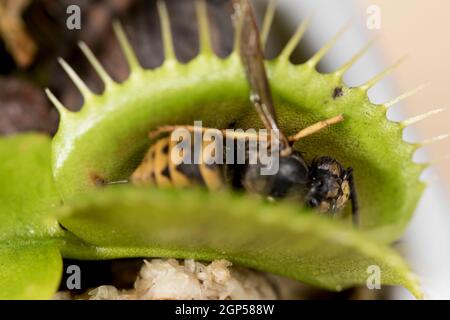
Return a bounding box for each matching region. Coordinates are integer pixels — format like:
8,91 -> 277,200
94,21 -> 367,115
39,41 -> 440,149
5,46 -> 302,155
49,0 -> 426,242
0,0 -> 438,299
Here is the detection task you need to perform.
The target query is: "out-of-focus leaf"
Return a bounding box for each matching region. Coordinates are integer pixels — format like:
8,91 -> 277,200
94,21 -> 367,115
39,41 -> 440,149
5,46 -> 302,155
0,134 -> 61,241
0,244 -> 62,300
58,186 -> 423,299
0,134 -> 63,299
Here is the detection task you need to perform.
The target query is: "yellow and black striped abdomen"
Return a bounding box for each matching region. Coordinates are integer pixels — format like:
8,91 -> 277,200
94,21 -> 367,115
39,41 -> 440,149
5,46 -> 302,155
131,135 -> 225,190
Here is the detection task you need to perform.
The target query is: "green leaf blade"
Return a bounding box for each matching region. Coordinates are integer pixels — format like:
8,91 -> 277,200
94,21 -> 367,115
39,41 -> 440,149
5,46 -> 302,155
0,134 -> 62,241
0,244 -> 62,300
0,134 -> 63,299
58,186 -> 423,299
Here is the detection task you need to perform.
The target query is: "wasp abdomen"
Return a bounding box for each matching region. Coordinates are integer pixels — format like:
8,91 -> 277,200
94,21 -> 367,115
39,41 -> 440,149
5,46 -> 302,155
131,135 -> 225,191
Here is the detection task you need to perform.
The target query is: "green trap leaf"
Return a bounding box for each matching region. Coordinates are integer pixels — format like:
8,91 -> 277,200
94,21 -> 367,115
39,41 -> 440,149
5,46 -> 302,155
51,54 -> 425,243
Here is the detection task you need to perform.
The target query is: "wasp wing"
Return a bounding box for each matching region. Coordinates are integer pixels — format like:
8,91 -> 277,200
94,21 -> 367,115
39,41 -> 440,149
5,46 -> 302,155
233,0 -> 288,147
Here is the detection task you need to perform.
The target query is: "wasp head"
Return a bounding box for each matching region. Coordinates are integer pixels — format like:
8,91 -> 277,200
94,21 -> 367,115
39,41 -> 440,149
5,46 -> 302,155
306,156 -> 352,213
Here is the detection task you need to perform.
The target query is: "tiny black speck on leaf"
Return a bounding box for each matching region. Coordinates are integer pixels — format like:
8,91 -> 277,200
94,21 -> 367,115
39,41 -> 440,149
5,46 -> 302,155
89,172 -> 106,186
332,87 -> 344,99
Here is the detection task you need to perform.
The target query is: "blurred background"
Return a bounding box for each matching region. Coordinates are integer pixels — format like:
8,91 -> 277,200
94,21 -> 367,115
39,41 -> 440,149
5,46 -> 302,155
359,0 -> 450,189
357,0 -> 450,298
0,0 -> 449,298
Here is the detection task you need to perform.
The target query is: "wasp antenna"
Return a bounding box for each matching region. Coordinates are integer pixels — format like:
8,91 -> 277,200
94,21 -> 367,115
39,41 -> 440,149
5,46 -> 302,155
279,14 -> 311,62
260,0 -> 277,50
78,42 -> 114,90
335,37 -> 377,77
232,0 -> 245,54
113,21 -> 141,72
57,58 -> 93,100
361,56 -> 407,91
401,108 -> 446,127
45,88 -> 71,118
307,21 -> 351,68
416,133 -> 450,147
385,83 -> 429,109
195,0 -> 213,56
157,0 -> 176,64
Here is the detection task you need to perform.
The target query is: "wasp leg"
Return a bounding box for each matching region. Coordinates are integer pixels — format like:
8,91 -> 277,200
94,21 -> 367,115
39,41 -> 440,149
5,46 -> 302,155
148,125 -> 222,139
288,114 -> 344,142
222,130 -> 293,156
149,125 -> 271,141
347,168 -> 360,227
221,130 -> 269,141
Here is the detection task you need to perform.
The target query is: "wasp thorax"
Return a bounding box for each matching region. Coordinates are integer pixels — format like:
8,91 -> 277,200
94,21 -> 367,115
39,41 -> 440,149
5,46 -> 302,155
242,150 -> 309,200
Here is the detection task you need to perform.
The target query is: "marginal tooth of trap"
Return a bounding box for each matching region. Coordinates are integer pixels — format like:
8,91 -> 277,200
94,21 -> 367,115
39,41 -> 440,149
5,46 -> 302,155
279,14 -> 311,62
195,0 -> 213,55
335,37 -> 377,77
112,21 -> 141,72
385,83 -> 429,109
157,0 -> 176,64
360,56 -> 407,91
401,108 -> 446,127
45,88 -> 71,118
57,57 -> 93,100
260,0 -> 277,50
416,133 -> 450,147
78,42 -> 114,90
307,21 -> 351,68
419,167 -> 439,184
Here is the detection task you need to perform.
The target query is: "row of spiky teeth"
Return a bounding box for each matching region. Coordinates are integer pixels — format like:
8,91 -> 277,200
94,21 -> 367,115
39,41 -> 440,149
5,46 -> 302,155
45,0 -> 448,169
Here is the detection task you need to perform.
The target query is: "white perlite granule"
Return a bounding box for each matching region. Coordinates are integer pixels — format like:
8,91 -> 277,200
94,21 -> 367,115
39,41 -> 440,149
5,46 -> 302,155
86,259 -> 278,300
